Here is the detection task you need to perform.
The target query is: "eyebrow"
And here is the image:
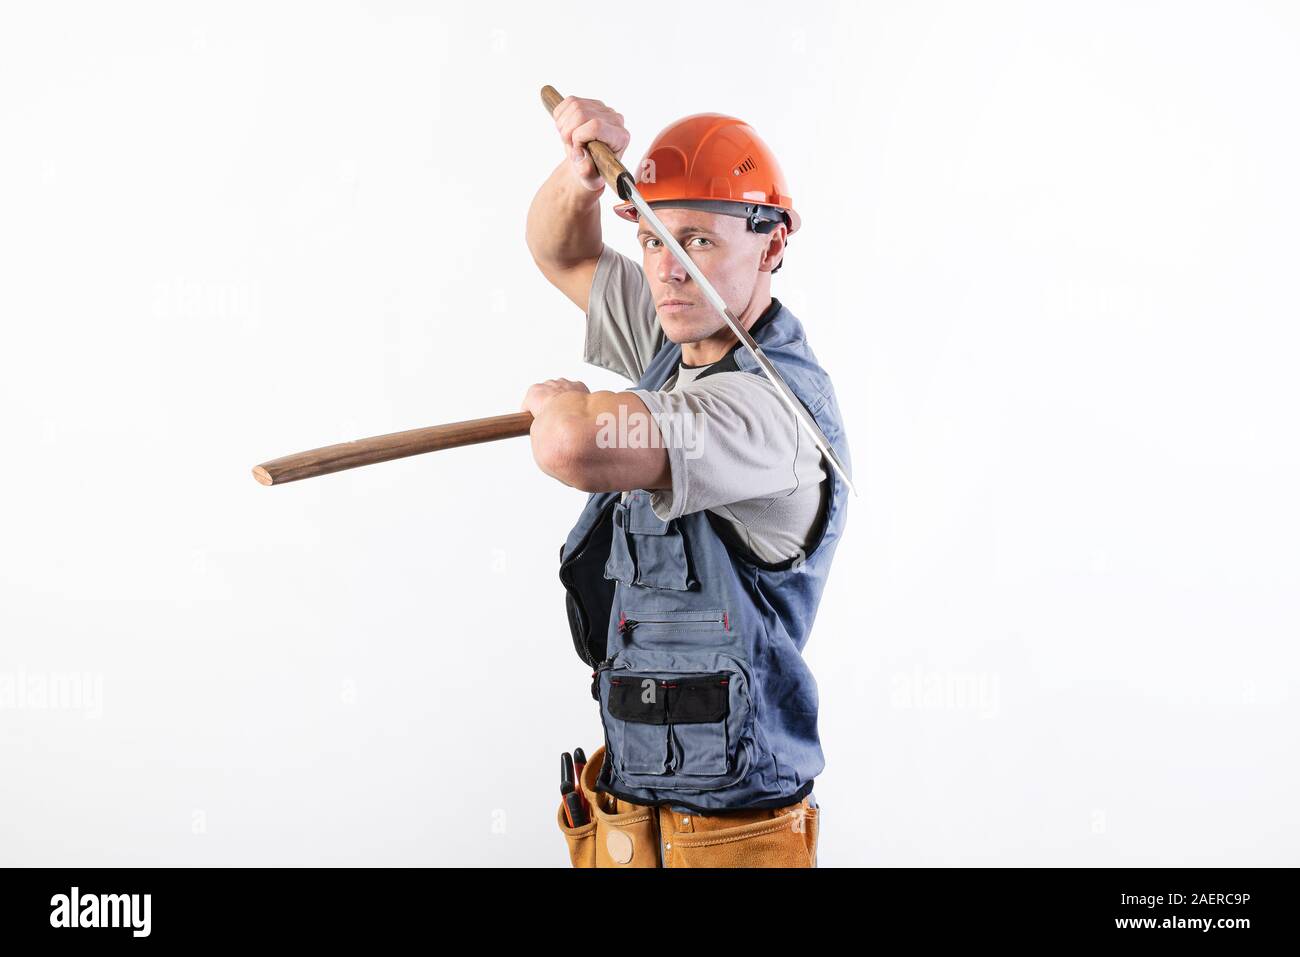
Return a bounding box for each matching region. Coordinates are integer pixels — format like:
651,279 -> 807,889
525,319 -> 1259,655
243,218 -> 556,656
636,225 -> 718,241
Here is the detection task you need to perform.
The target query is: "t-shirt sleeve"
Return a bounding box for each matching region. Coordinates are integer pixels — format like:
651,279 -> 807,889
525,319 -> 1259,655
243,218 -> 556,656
583,244 -> 665,382
629,370 -> 828,521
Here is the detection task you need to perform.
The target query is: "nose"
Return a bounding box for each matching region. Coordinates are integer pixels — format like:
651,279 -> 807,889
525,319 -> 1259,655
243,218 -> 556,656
657,246 -> 688,285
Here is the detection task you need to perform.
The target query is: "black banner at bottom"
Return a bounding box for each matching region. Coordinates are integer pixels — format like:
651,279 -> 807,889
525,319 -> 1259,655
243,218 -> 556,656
0,866 -> 1289,944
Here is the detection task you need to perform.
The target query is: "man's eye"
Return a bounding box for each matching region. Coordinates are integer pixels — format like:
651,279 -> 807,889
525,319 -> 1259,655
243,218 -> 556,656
643,236 -> 710,249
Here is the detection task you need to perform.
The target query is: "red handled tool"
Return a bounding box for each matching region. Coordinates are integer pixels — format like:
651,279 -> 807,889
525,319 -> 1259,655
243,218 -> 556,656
561,751 -> 588,828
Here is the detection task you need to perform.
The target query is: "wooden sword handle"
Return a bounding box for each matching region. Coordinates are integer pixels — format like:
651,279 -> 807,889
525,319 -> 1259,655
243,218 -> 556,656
251,412 -> 534,486
540,84 -> 635,200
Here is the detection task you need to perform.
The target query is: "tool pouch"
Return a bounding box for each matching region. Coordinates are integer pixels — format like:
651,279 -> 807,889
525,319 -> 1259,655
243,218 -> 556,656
556,746 -> 820,867
555,745 -> 661,868
555,802 -> 597,868
663,799 -> 819,868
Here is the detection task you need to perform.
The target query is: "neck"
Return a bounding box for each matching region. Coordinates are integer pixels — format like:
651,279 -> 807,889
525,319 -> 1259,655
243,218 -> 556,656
680,292 -> 773,367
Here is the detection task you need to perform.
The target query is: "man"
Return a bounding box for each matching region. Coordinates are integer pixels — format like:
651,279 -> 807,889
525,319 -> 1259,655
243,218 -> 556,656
524,96 -> 851,867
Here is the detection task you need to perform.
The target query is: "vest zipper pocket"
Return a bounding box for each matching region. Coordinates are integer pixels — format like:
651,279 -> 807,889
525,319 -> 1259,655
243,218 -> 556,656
617,610 -> 728,639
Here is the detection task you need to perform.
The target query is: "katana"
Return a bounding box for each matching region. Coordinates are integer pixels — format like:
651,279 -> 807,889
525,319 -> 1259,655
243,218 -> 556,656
540,85 -> 857,497
250,89 -> 858,492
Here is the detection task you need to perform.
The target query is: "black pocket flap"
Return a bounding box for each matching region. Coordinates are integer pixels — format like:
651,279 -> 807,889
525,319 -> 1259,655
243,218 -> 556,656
608,676 -> 670,724
666,674 -> 730,724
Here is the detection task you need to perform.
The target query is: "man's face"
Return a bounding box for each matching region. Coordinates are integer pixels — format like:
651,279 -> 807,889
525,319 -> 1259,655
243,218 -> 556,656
636,207 -> 776,343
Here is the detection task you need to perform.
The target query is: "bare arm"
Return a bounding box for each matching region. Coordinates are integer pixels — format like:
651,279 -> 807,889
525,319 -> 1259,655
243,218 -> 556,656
521,379 -> 670,493
525,96 -> 631,313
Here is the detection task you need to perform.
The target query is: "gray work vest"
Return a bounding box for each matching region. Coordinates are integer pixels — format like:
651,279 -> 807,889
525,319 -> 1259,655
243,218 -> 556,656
558,297 -> 851,811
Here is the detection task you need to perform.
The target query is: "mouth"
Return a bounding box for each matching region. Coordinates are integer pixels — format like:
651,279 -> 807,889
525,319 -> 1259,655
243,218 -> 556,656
658,299 -> 695,311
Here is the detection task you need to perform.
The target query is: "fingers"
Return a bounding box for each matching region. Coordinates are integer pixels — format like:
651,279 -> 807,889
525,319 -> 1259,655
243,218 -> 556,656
552,96 -> 611,137
553,95 -> 630,160
552,96 -> 590,146
539,377 -> 590,395
571,117 -> 630,155
552,96 -> 630,192
520,379 -> 589,415
569,118 -> 629,191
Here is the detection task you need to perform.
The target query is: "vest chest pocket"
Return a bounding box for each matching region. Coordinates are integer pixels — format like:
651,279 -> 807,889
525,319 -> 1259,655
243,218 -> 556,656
603,492 -> 696,592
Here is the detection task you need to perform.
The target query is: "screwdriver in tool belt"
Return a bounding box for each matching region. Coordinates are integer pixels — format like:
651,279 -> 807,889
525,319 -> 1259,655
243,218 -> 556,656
561,752 -> 588,828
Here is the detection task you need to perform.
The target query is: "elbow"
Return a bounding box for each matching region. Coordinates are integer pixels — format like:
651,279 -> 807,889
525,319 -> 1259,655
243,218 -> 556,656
531,414 -> 603,492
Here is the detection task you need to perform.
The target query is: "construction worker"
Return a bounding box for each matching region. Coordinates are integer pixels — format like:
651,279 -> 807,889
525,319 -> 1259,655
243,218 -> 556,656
525,96 -> 851,867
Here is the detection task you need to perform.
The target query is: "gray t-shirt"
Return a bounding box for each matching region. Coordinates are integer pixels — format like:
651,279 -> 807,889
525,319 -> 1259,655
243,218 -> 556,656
583,244 -> 828,564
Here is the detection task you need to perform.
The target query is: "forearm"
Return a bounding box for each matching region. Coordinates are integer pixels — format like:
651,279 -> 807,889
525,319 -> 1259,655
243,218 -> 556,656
530,390 -> 670,493
525,160 -> 604,270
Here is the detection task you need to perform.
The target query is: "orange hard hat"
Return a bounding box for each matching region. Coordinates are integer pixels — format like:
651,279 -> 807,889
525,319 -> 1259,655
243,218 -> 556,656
614,113 -> 801,236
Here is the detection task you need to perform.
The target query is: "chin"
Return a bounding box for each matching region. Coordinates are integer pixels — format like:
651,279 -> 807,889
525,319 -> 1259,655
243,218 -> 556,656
658,311 -> 713,344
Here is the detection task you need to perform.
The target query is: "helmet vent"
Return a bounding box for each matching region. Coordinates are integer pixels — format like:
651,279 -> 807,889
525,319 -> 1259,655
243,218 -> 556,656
732,155 -> 756,176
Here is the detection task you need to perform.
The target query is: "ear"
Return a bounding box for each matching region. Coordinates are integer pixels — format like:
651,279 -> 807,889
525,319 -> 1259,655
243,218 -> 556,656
757,224 -> 788,274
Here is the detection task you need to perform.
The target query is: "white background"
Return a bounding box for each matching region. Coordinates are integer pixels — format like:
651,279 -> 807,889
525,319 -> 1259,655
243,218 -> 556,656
1,1 -> 1296,867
